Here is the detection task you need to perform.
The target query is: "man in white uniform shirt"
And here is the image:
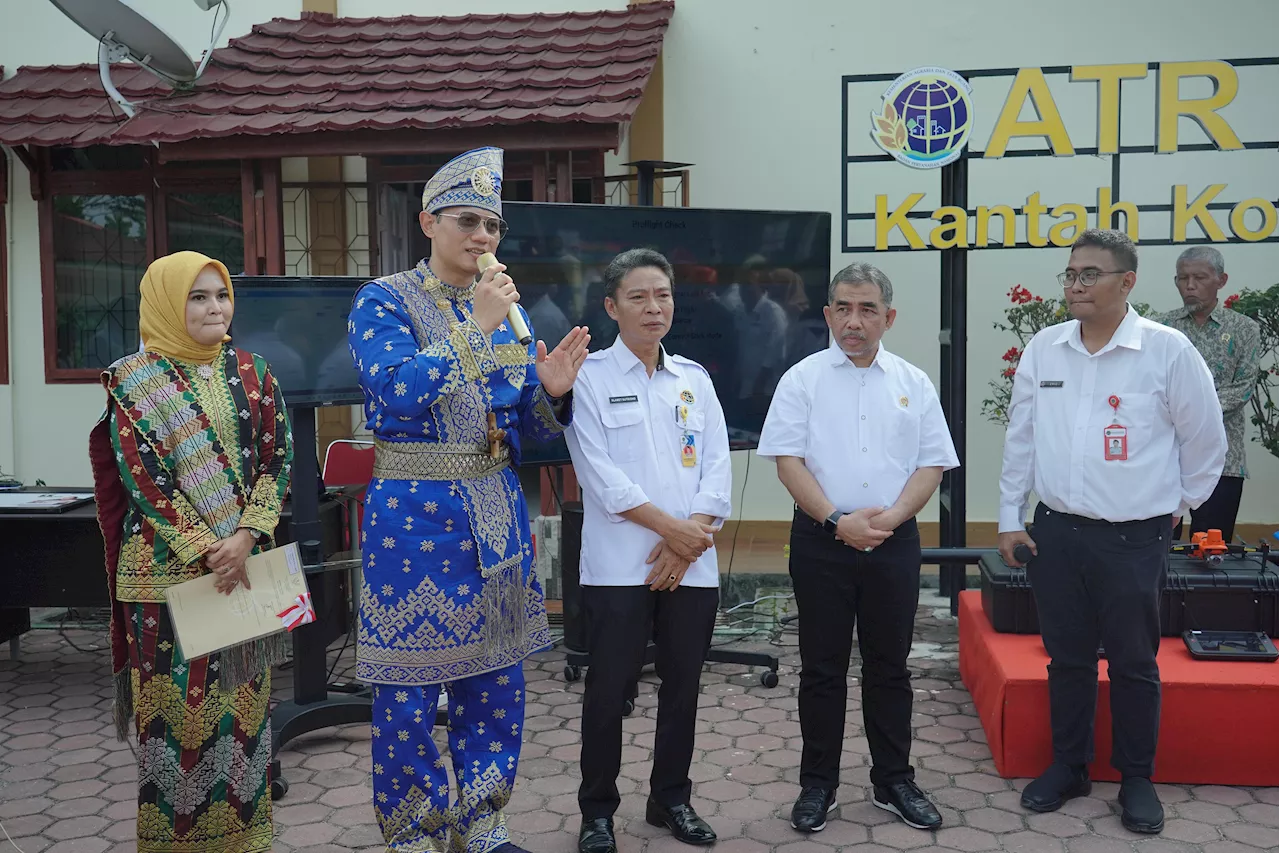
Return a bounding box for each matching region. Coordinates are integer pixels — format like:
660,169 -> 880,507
998,229 -> 1226,835
758,263 -> 958,834
566,248 -> 732,853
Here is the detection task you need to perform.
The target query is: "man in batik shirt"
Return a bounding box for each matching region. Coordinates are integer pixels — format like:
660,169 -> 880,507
1155,246 -> 1261,542
348,147 -> 589,853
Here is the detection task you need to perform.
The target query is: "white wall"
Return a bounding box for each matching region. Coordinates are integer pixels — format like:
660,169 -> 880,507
664,0 -> 1279,525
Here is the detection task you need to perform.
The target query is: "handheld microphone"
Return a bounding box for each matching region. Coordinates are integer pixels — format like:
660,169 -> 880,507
476,252 -> 532,345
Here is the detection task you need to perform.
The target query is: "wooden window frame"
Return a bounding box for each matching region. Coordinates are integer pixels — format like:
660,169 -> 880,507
37,148 -> 242,383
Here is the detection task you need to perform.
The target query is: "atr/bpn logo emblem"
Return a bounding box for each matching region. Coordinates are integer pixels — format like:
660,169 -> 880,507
871,66 -> 974,170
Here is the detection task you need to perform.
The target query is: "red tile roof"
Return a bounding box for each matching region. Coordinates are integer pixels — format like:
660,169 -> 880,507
0,2 -> 672,148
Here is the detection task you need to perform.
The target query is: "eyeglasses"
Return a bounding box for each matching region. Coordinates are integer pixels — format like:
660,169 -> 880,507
437,212 -> 508,240
1056,269 -> 1128,288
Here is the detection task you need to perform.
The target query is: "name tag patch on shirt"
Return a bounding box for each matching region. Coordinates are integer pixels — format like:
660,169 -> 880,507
1040,380 -> 1064,388
609,395 -> 639,404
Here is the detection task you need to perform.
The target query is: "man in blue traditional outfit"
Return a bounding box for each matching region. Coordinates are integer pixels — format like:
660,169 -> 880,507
348,147 -> 590,853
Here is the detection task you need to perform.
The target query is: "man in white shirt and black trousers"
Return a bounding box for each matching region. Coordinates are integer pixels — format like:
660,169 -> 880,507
758,262 -> 959,833
998,229 -> 1226,835
566,248 -> 733,853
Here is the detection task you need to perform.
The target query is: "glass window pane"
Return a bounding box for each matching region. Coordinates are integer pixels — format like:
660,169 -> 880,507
52,194 -> 148,370
166,192 -> 245,275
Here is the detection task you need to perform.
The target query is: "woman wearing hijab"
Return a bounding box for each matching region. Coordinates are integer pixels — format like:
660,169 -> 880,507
88,251 -> 294,852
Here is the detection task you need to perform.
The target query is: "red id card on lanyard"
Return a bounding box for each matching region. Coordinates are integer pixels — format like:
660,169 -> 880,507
1104,395 -> 1127,461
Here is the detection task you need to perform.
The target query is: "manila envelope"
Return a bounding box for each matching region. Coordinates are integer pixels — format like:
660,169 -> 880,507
164,542 -> 311,661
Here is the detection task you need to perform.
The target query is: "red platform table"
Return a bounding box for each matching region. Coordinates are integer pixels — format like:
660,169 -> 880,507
958,590 -> 1278,786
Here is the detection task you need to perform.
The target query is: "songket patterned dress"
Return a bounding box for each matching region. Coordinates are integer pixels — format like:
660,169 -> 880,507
89,345 -> 293,853
348,260 -> 568,853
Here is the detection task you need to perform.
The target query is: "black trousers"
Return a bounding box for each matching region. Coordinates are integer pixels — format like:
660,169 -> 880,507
789,509 -> 921,790
578,584 -> 719,819
1026,503 -> 1169,778
1173,475 -> 1245,543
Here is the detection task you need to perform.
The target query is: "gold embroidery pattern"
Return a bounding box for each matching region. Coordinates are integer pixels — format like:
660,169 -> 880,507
132,674 -> 268,751
357,571 -> 551,686
494,343 -> 530,390
374,440 -> 511,481
376,784 -> 451,853
459,472 -> 519,577
493,344 -> 532,367
136,799 -> 273,853
532,385 -> 569,436
239,472 -> 283,537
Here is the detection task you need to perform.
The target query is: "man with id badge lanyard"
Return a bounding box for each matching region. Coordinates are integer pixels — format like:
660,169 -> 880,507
565,249 -> 732,853
998,229 -> 1226,835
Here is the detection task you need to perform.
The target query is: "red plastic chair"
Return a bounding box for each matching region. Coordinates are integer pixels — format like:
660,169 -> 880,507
322,439 -> 375,552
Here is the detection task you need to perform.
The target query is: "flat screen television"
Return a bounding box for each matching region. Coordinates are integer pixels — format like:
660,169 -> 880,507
230,202 -> 832,465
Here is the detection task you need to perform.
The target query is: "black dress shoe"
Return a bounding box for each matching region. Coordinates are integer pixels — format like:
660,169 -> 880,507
1118,777 -> 1164,834
579,817 -> 617,853
873,781 -> 942,830
646,798 -> 717,845
790,786 -> 836,832
1020,764 -> 1091,813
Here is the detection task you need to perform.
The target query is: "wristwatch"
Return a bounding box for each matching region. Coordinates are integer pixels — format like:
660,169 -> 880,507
822,510 -> 845,535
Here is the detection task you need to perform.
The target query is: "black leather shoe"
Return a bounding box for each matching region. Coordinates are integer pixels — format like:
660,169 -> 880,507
790,786 -> 836,832
1020,764 -> 1091,813
579,817 -> 617,853
873,781 -> 942,830
646,798 -> 717,845
1118,777 -> 1164,834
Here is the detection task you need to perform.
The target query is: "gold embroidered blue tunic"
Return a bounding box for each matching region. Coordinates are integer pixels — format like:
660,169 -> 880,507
348,260 -> 566,687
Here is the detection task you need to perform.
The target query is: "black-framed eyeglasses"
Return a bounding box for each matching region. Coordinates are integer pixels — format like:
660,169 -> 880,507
1057,269 -> 1127,288
437,211 -> 508,240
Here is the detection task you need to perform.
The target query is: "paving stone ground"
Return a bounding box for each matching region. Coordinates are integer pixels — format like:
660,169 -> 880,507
1,593 -> 1276,853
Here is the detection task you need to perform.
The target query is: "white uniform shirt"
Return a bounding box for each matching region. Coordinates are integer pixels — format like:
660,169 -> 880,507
565,338 -> 733,587
998,305 -> 1227,531
757,341 -> 959,513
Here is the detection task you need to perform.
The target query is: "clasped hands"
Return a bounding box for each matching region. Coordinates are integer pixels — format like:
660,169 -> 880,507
834,506 -> 902,552
206,528 -> 257,596
644,517 -> 717,592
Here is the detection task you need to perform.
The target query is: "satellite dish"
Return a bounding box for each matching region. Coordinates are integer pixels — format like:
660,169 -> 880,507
47,0 -> 229,118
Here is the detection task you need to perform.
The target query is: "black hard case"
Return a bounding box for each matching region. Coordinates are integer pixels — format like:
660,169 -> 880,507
978,552 -> 1279,638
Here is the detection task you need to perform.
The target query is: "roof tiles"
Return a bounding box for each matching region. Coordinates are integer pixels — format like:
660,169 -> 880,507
0,2 -> 672,148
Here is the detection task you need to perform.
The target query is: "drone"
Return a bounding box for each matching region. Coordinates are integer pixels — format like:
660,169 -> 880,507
1170,528 -> 1274,569
48,0 -> 230,118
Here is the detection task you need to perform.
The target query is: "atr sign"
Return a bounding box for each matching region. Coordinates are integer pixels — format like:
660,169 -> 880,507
857,60 -> 1278,251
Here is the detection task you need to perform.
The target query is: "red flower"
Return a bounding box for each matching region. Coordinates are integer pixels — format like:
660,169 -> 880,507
1007,285 -> 1034,305
1001,347 -> 1020,362
1002,367 -> 1017,378
1033,295 -> 1043,302
1224,293 -> 1240,309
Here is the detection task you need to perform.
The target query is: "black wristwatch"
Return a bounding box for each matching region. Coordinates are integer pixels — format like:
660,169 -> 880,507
822,510 -> 845,535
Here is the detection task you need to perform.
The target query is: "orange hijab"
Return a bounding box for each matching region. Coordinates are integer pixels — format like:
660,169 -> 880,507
139,251 -> 234,364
